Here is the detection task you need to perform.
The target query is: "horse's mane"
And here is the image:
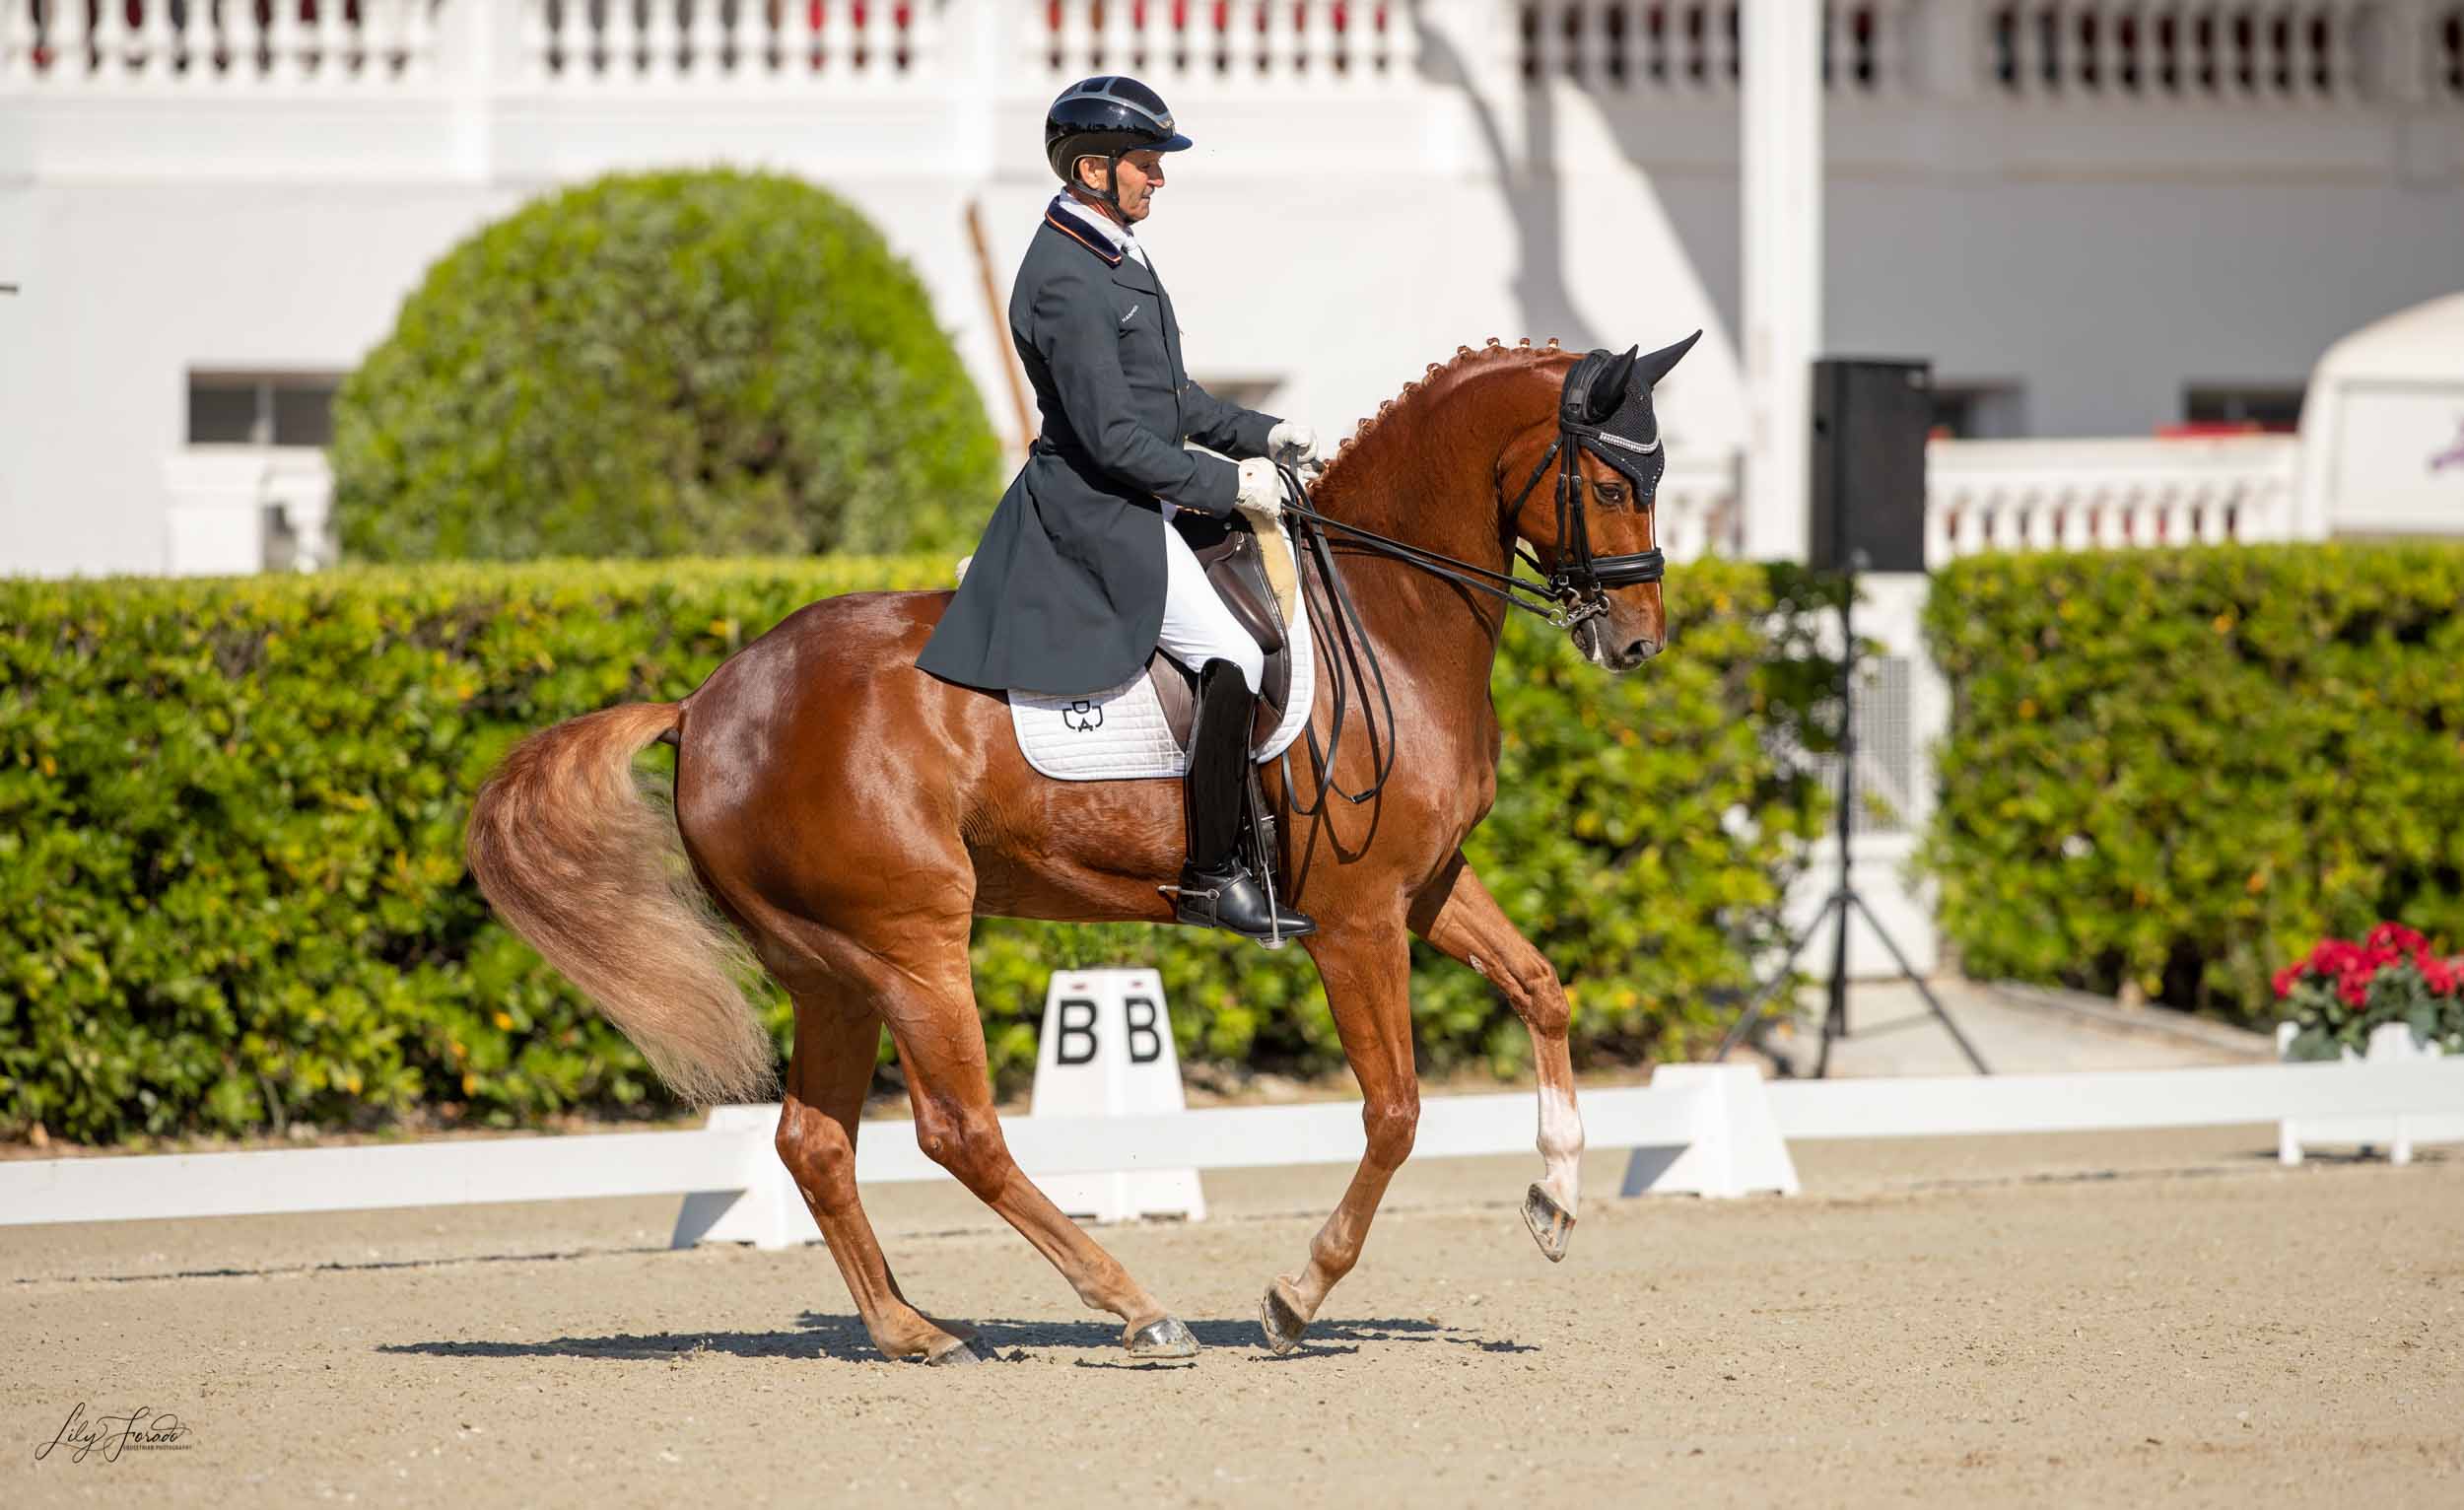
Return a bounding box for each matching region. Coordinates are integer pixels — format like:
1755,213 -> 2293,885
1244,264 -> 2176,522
1316,336 -> 1566,496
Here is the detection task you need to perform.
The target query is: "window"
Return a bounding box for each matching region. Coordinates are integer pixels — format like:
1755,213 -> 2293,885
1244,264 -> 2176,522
187,373 -> 343,446
1928,383 -> 2024,440
2182,384 -> 2303,433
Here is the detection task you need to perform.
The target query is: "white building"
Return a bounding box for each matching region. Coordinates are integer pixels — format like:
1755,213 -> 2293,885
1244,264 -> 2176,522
3,1 -> 2461,975
4,1 -> 2460,577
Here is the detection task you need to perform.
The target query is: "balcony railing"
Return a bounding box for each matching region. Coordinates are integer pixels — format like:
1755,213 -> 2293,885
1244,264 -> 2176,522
531,1 -> 932,85
7,1 -> 2457,100
161,433 -> 2309,579
1924,433 -> 2301,562
0,0 -> 443,85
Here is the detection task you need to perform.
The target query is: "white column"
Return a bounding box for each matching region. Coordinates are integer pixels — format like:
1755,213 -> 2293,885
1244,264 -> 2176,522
144,0 -> 183,83
645,0 -> 683,83
92,0 -> 129,83
1139,0 -> 1178,79
949,0 -> 1006,178
856,0 -> 895,79
1739,0 -> 1822,563
688,0 -> 728,80
1096,0 -> 1134,72
402,0 -> 442,80
439,0 -> 513,176
314,0 -> 350,85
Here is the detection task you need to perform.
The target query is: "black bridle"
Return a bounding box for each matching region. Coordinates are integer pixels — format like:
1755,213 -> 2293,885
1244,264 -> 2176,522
1271,348 -> 1668,822
1277,345 -> 1667,632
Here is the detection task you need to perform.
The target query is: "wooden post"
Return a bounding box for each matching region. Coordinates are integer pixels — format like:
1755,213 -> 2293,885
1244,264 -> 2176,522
965,199 -> 1038,457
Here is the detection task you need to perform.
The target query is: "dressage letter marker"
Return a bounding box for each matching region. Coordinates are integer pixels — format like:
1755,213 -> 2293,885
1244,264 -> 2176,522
1031,970 -> 1206,1223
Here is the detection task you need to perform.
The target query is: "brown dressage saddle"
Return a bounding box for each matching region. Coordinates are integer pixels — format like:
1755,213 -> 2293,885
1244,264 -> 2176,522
1147,511 -> 1299,754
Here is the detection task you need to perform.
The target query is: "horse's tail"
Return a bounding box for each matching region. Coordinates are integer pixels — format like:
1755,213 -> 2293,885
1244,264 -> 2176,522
465,702 -> 777,1107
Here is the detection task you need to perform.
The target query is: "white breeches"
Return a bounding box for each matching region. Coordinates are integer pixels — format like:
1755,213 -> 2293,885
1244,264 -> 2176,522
1156,521 -> 1265,694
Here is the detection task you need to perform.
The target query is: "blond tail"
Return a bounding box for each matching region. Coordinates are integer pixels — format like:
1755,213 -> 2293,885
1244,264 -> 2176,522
464,703 -> 776,1106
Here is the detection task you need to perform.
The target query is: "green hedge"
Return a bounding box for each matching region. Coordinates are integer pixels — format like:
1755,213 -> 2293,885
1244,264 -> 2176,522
1922,544 -> 2464,1019
1,559 -> 1831,1143
330,170 -> 1002,563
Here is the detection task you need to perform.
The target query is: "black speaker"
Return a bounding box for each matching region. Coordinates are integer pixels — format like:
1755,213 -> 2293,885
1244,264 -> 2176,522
1810,358 -> 1931,574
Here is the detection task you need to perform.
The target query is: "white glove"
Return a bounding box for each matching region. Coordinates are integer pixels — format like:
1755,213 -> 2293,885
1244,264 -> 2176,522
1266,420 -> 1326,473
1233,455 -> 1282,522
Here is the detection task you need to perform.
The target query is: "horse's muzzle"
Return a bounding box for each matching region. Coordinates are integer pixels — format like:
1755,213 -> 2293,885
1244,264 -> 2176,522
1613,634 -> 1665,669
1573,618 -> 1664,671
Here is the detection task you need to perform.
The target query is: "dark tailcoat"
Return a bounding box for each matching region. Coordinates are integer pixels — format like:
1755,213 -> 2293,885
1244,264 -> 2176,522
915,205 -> 1278,697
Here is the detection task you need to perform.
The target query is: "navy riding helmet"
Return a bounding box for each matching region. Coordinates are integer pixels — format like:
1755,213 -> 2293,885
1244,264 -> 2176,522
1044,76 -> 1193,208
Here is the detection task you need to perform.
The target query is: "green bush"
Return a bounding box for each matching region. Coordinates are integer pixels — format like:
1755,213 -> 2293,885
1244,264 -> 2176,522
330,170 -> 1001,563
0,559 -> 1830,1143
1922,544 -> 2464,1020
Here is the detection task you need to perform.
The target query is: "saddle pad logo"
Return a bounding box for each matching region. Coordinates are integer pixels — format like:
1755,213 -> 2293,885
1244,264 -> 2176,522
1121,303 -> 1139,326
1062,700 -> 1103,732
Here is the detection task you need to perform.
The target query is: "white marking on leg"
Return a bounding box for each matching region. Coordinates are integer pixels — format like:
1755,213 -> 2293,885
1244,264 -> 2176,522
1537,1084 -> 1584,1207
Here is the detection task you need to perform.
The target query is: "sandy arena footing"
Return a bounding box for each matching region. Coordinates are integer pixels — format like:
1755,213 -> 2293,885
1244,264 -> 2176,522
5,1127 -> 2458,1508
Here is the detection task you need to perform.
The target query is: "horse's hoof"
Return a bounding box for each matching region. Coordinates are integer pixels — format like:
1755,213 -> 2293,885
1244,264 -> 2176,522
1259,1277 -> 1310,1355
925,1335 -> 997,1367
1523,1182 -> 1576,1264
1126,1317 -> 1200,1360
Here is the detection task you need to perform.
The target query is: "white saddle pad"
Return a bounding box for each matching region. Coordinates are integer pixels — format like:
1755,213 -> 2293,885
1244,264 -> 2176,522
1009,559 -> 1317,784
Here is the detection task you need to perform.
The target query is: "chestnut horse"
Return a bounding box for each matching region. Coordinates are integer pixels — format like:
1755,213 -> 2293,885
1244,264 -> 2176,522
466,335 -> 1687,1363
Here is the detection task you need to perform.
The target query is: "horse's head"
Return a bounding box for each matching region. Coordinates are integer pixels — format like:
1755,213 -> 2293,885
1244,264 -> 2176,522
1498,331 -> 1701,671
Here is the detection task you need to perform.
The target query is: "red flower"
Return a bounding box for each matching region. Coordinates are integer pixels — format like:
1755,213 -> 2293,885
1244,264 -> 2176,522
2310,939 -> 2361,975
2271,964 -> 2302,998
2422,953 -> 2459,996
2367,922 -> 2430,955
2336,968 -> 2371,1008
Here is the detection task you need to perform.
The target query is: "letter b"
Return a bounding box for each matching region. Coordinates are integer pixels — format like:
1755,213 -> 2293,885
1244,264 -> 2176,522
1126,996 -> 1163,1064
1056,999 -> 1098,1065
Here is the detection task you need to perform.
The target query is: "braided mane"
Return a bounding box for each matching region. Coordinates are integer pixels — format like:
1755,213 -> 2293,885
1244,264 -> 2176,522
1315,336 -> 1564,495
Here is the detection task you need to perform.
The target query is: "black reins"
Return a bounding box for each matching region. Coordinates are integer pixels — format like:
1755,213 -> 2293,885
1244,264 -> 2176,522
1276,435 -> 1657,637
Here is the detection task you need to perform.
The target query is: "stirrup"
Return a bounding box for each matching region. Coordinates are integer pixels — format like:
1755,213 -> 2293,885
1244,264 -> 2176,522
1166,859 -> 1316,946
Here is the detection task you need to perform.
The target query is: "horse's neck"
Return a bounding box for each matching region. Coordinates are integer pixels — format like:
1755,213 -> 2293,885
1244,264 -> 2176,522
1305,458 -> 1516,717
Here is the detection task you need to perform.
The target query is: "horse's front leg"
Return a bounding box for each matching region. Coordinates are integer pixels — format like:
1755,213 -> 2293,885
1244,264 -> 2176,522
1411,855 -> 1584,1262
1261,923 -> 1419,1355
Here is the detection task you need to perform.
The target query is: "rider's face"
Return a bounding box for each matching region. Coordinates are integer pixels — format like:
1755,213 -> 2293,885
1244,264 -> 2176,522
1082,150 -> 1166,223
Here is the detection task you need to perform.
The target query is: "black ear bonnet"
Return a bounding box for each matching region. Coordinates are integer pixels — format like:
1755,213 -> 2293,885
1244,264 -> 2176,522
1560,346 -> 1663,501
1559,328 -> 1697,502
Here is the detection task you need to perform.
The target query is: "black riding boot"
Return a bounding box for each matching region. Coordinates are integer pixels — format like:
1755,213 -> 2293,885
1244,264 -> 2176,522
1175,658 -> 1315,943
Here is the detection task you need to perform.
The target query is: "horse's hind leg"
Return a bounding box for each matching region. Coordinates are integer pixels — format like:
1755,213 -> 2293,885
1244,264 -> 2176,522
876,924 -> 1199,1360
774,986 -> 991,1364
1411,855 -> 1584,1261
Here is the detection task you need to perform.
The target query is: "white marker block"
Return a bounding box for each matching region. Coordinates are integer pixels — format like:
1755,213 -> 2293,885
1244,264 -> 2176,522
1619,1064 -> 1801,1199
1030,969 -> 1207,1223
672,1103 -> 815,1250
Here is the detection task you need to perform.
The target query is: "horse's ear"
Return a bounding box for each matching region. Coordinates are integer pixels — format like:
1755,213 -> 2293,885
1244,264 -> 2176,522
1636,329 -> 1703,389
1586,346 -> 1640,423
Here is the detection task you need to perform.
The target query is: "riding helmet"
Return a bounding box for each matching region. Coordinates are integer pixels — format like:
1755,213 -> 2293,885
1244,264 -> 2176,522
1043,76 -> 1194,186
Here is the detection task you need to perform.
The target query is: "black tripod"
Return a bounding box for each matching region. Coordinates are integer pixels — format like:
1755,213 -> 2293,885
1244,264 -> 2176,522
1714,551 -> 1989,1076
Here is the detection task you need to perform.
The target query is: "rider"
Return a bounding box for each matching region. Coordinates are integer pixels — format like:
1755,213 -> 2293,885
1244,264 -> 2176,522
917,76 -> 1323,944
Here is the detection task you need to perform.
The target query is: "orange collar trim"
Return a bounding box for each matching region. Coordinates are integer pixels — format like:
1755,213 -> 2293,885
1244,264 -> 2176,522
1043,208 -> 1126,268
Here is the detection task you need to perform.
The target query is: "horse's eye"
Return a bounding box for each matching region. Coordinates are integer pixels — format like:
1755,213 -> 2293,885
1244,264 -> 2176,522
1596,482 -> 1627,507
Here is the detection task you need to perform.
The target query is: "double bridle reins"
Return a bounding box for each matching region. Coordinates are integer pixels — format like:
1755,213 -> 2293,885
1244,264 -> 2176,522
1268,348 -> 1667,822
1277,427 -> 1665,633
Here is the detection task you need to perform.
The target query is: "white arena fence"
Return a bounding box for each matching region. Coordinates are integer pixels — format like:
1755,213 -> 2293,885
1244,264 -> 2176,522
5,1058 -> 2461,1249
